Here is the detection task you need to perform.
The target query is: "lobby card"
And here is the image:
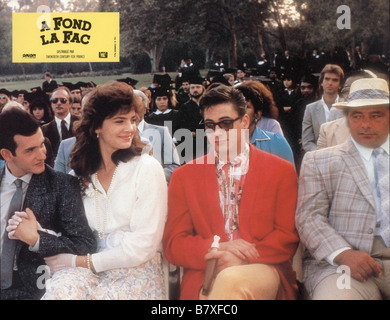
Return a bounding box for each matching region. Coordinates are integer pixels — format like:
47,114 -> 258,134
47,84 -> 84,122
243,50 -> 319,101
12,12 -> 119,63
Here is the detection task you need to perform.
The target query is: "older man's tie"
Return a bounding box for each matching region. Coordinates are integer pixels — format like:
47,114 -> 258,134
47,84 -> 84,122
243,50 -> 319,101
374,148 -> 390,247
61,120 -> 71,140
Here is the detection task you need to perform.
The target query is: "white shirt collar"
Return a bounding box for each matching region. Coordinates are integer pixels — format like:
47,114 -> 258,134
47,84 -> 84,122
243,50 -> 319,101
55,112 -> 71,127
321,95 -> 339,121
4,163 -> 33,186
351,135 -> 389,162
154,109 -> 172,115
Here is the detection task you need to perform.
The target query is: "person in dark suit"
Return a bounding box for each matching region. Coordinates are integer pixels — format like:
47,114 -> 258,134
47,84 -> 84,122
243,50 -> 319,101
42,86 -> 79,156
176,76 -> 208,161
0,108 -> 96,300
41,72 -> 58,95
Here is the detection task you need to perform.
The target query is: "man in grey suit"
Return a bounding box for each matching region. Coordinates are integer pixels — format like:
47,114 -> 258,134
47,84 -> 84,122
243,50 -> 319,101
135,90 -> 180,182
55,91 -> 180,183
54,136 -> 76,174
301,64 -> 344,152
296,78 -> 389,299
0,108 -> 96,299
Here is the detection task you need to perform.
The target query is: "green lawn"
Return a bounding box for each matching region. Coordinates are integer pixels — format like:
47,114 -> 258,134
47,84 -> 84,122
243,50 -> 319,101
0,72 -> 180,92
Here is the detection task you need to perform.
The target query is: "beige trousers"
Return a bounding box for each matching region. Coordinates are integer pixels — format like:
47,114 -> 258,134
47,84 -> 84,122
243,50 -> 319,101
312,237 -> 390,300
199,263 -> 280,300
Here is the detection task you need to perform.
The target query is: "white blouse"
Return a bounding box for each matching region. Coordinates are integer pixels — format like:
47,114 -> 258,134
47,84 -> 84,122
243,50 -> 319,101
82,154 -> 167,273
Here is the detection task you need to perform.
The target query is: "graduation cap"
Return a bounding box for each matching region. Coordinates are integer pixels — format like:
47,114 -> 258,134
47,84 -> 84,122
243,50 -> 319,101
24,92 -> 35,103
74,81 -> 89,89
62,82 -> 75,90
151,86 -> 172,98
117,77 -> 138,88
210,73 -> 231,86
86,81 -> 96,88
299,73 -> 318,86
206,70 -> 220,79
152,74 -> 172,88
224,68 -> 237,75
30,86 -> 42,93
188,75 -> 205,85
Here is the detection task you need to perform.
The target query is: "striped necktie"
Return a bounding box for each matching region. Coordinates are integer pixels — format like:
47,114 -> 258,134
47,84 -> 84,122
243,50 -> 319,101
373,147 -> 390,247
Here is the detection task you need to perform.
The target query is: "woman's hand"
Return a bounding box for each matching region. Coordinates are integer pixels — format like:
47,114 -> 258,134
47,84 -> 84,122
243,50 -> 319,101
44,254 -> 77,273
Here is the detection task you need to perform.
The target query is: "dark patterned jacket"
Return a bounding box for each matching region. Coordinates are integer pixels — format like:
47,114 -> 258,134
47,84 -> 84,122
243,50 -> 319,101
0,163 -> 96,299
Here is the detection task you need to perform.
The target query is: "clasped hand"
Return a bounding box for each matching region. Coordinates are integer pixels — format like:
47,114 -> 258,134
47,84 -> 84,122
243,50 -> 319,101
7,210 -> 77,273
6,208 -> 39,246
204,239 -> 260,275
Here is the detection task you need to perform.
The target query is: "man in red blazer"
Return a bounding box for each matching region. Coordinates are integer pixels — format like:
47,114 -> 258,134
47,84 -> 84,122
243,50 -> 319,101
163,85 -> 299,300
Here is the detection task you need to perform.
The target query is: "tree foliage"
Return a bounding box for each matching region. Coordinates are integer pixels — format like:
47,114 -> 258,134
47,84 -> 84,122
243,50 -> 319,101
0,0 -> 388,75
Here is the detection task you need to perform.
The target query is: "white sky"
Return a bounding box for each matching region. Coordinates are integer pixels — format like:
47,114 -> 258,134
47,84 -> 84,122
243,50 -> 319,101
7,0 -> 70,11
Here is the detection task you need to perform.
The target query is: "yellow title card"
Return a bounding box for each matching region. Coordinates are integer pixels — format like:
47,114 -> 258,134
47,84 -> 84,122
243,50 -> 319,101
12,12 -> 119,63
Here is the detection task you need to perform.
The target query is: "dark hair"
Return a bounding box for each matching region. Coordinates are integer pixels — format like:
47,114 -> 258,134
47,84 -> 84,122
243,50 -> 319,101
151,88 -> 177,111
29,96 -> 53,124
236,85 -> 264,113
0,108 -> 40,158
199,85 -> 246,117
235,81 -> 279,119
70,81 -> 145,179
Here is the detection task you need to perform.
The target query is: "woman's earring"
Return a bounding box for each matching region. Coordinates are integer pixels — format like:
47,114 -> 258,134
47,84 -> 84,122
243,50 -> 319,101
97,133 -> 100,139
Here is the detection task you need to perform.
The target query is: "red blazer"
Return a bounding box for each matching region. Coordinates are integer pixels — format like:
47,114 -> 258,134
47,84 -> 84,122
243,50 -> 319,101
163,145 -> 299,300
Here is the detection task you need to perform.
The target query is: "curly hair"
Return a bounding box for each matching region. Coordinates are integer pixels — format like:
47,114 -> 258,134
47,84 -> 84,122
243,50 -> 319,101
236,80 -> 279,119
70,81 -> 145,179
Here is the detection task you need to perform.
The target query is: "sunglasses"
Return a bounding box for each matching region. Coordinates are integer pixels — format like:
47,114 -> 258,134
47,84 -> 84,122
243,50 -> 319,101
50,98 -> 68,104
200,116 -> 242,131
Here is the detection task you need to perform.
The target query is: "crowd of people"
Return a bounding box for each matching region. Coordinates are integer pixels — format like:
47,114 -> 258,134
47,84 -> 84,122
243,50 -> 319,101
0,50 -> 389,300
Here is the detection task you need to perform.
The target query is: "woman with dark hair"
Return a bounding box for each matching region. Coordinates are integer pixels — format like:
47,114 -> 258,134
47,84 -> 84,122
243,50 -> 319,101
236,84 -> 295,165
145,87 -> 180,134
29,96 -> 53,125
239,81 -> 284,136
42,81 -> 168,300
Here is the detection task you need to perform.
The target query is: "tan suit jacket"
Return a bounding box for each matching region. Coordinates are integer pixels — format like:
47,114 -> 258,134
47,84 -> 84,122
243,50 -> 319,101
317,117 -> 350,149
296,138 -> 377,297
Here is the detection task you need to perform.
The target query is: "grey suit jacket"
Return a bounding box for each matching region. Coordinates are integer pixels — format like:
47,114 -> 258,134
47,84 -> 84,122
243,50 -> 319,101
54,137 -> 76,174
295,138 -> 377,297
54,124 -> 180,182
141,122 -> 180,182
301,100 -> 326,152
0,163 -> 96,299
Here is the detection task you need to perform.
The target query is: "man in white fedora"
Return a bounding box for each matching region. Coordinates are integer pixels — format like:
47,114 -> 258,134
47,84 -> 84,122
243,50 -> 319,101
296,77 -> 389,299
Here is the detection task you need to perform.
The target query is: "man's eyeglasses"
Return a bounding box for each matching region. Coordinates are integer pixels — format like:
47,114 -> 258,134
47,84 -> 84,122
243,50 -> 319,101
200,116 -> 242,131
0,96 -> 7,100
50,98 -> 68,104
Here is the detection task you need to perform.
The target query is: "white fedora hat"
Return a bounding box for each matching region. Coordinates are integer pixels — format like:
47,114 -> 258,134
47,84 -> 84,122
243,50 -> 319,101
333,78 -> 389,109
